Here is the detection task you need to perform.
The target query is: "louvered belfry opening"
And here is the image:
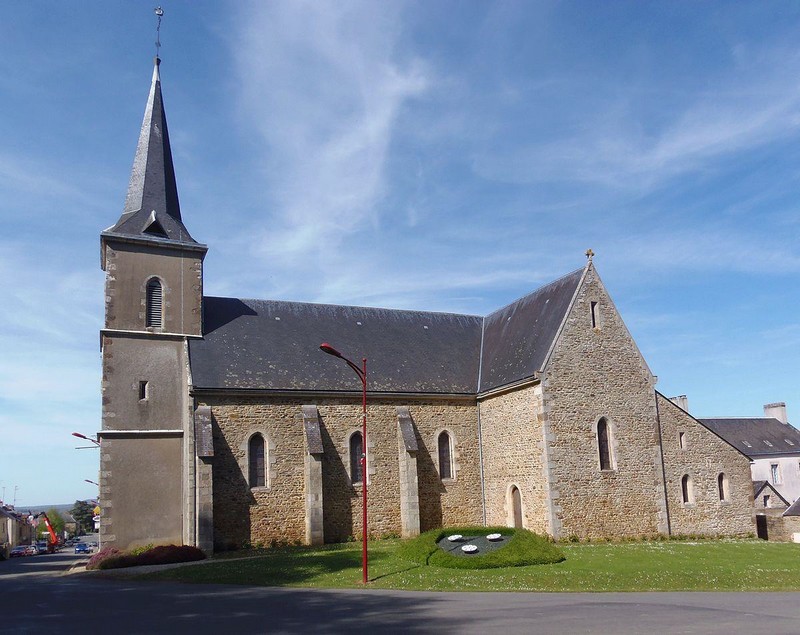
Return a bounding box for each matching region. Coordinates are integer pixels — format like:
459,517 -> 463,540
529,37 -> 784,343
146,278 -> 163,328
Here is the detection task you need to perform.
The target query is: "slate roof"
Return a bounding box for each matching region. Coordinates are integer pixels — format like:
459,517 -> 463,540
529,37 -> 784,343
784,498 -> 800,517
480,268 -> 583,392
698,418 -> 800,458
189,268 -> 584,395
104,58 -> 199,245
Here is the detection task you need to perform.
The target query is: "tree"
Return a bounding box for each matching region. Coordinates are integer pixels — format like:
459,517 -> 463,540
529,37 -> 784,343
70,500 -> 94,535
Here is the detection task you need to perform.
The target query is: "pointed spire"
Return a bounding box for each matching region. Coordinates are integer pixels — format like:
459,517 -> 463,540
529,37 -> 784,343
106,57 -> 198,244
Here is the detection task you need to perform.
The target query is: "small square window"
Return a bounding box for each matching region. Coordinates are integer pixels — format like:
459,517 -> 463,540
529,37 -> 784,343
138,381 -> 149,401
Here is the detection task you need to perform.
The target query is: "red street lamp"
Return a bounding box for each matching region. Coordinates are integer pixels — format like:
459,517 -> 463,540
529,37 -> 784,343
319,342 -> 369,584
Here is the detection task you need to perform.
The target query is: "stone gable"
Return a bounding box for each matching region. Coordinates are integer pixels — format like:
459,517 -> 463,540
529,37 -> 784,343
540,265 -> 667,539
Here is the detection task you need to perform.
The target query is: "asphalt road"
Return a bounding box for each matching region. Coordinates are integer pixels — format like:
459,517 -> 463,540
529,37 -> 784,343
1,551 -> 799,634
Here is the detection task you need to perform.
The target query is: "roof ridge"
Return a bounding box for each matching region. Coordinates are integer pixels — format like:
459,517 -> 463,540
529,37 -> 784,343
203,296 -> 483,319
483,266 -> 584,320
700,416 -> 783,421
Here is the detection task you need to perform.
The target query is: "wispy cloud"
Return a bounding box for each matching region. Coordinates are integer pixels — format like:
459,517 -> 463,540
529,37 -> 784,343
231,1 -> 428,267
471,47 -> 800,193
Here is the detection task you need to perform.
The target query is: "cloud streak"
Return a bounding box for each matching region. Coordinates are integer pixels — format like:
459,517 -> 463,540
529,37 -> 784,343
232,1 -> 428,266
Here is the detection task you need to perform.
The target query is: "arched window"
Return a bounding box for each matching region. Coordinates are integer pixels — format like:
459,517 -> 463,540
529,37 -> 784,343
717,473 -> 729,502
597,418 -> 612,471
681,474 -> 694,504
350,431 -> 363,484
145,278 -> 163,328
248,433 -> 265,488
438,431 -> 452,480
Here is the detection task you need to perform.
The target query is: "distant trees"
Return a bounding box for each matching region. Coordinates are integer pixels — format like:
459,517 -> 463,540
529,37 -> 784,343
70,500 -> 95,535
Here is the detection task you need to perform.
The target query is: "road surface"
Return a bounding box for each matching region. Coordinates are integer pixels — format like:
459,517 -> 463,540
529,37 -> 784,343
1,550 -> 799,634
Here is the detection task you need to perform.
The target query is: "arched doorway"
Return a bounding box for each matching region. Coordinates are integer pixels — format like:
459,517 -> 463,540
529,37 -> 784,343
510,485 -> 523,528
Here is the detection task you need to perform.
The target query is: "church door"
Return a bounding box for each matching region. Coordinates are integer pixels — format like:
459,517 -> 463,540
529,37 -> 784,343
756,514 -> 768,540
511,486 -> 523,528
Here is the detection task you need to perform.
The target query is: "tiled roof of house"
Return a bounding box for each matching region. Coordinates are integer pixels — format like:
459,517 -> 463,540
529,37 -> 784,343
189,268 -> 584,394
698,418 -> 800,459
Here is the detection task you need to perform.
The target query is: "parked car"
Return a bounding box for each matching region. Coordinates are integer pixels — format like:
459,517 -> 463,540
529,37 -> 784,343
36,542 -> 48,555
25,545 -> 38,556
9,546 -> 29,558
74,543 -> 89,554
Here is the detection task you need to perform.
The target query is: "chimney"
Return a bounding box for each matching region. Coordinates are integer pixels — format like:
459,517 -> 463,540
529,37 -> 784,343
669,395 -> 689,412
764,402 -> 788,424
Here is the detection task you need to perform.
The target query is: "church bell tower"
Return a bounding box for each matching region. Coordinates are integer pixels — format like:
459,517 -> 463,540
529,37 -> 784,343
98,57 -> 207,549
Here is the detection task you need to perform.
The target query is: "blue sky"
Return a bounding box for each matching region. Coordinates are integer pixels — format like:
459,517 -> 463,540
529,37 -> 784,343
2,1 -> 798,507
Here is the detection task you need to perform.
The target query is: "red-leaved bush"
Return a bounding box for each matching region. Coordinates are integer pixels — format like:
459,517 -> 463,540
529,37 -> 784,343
92,544 -> 206,570
86,546 -> 122,570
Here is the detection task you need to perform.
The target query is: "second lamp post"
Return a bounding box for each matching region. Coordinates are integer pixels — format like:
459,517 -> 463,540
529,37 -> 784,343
319,342 -> 369,584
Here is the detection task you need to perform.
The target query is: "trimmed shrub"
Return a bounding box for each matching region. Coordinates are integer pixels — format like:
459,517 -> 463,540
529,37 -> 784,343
129,543 -> 155,556
92,544 -> 206,570
398,526 -> 565,570
86,546 -> 122,570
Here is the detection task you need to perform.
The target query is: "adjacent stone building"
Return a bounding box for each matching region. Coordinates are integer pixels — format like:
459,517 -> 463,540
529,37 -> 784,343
98,59 -> 756,552
700,403 -> 800,505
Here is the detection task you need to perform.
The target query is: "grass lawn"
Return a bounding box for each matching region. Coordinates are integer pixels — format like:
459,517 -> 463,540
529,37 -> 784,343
137,539 -> 800,592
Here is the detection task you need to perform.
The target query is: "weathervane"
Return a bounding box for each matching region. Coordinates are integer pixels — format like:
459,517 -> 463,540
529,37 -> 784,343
155,6 -> 164,59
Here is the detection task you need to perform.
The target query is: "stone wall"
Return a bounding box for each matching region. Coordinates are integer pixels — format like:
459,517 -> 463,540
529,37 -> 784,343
763,513 -> 800,542
657,394 -> 754,536
101,335 -> 186,431
99,434 -> 184,550
541,265 -> 668,540
479,384 -> 549,533
201,395 -> 482,549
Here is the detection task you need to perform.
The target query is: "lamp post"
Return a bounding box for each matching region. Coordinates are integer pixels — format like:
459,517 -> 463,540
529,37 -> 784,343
319,342 -> 368,584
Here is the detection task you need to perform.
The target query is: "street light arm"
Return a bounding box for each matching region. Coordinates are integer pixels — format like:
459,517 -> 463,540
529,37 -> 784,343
72,432 -> 100,446
320,343 -> 365,382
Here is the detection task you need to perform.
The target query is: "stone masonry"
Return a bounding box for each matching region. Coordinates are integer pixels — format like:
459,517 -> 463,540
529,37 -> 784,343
479,384 -> 549,533
657,394 -> 754,536
541,265 -> 668,540
202,395 -> 482,548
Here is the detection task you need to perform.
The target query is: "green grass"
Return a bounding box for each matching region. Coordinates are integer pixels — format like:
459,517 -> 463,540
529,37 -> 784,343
137,539 -> 800,592
398,526 -> 565,569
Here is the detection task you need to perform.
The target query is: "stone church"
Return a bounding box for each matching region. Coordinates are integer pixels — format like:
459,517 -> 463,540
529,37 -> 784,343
98,59 -> 755,552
